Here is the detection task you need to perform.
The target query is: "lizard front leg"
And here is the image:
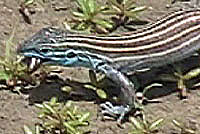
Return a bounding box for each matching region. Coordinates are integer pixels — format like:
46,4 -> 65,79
95,63 -> 138,123
74,53 -> 139,122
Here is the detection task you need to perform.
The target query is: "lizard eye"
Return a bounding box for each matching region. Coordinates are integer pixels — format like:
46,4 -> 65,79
40,48 -> 52,53
67,52 -> 77,58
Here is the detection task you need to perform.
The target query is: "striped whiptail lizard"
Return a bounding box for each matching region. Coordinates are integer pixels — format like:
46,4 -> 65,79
19,9 -> 200,122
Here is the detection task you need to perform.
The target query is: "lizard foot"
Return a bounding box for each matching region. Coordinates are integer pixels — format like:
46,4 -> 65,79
100,102 -> 130,124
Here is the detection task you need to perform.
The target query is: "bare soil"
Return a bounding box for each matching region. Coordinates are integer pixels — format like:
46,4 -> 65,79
0,0 -> 200,134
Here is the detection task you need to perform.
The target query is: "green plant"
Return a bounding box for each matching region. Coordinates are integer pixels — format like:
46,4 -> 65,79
66,0 -> 147,33
159,66 -> 200,98
24,97 -> 90,134
22,0 -> 36,6
0,28 -> 30,89
23,124 -> 41,134
129,116 -> 164,134
105,0 -> 147,28
67,0 -> 114,33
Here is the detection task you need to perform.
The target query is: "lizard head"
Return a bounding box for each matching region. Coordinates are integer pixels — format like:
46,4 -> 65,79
19,27 -> 67,56
18,27 -> 85,70
18,27 -> 107,70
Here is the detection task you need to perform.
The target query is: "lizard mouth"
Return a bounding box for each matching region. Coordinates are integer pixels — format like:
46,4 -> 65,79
23,57 -> 43,71
29,57 -> 41,70
24,56 -> 55,71
20,51 -> 51,71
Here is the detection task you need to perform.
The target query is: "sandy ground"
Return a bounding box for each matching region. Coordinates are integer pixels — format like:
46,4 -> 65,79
0,0 -> 200,134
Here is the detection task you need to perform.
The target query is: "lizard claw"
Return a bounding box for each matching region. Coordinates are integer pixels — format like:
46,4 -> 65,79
100,102 -> 130,123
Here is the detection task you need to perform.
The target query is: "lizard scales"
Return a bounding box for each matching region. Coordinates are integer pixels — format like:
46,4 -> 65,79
19,8 -> 200,121
20,9 -> 200,73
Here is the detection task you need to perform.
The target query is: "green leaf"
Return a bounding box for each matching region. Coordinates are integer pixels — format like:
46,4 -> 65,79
149,118 -> 164,131
78,112 -> 90,122
126,6 -> 146,18
72,106 -> 77,115
130,6 -> 146,13
96,89 -> 107,99
83,0 -> 90,16
177,79 -> 185,90
24,0 -> 35,6
68,120 -> 81,126
65,101 -> 72,108
0,70 -> 11,80
143,83 -> 163,94
84,84 -> 97,90
35,104 -> 44,109
72,11 -> 85,18
77,0 -> 87,17
130,117 -> 143,130
76,22 -> 88,30
50,97 -> 57,105
23,125 -> 33,134
109,0 -> 121,10
35,124 -> 40,134
95,20 -> 113,29
62,85 -> 73,93
37,112 -> 45,118
43,119 -> 60,128
172,119 -> 182,128
183,68 -> 200,80
172,120 -> 195,134
67,111 -> 76,120
126,0 -> 136,9
88,0 -> 96,14
184,129 -> 196,134
110,4 -> 121,14
64,122 -> 78,134
43,103 -> 56,114
5,27 -> 15,62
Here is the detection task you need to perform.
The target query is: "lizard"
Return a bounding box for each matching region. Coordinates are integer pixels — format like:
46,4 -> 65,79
18,8 -> 200,123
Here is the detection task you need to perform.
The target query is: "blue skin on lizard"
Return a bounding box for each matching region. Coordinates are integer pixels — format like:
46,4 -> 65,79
19,27 -> 139,122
